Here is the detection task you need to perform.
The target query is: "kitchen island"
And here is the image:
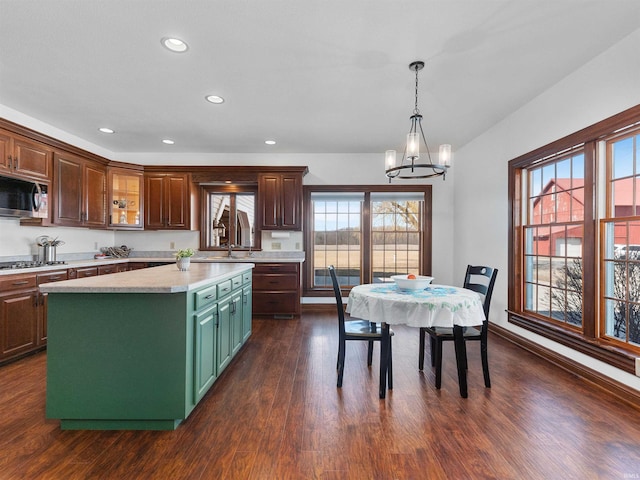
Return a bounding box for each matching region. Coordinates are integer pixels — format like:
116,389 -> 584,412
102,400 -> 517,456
41,262 -> 254,430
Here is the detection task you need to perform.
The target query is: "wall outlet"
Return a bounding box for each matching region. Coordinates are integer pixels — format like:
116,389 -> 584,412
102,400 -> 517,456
272,242 -> 282,250
295,242 -> 300,250
636,358 -> 640,377
170,241 -> 175,249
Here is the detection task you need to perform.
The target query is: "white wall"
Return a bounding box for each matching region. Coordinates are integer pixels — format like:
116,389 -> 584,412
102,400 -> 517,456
0,217 -> 115,259
453,28 -> 640,390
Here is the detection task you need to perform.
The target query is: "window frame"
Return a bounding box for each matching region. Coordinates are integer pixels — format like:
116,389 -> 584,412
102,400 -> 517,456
199,184 -> 260,252
303,184 -> 432,297
508,104 -> 640,373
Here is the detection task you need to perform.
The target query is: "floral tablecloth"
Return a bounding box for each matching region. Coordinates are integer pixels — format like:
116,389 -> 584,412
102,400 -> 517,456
346,284 -> 485,328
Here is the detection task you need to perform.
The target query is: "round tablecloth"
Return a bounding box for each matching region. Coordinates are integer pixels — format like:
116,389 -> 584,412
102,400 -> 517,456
346,283 -> 485,328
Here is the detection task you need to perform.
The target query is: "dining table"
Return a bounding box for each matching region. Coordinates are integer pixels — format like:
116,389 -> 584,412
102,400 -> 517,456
346,282 -> 486,398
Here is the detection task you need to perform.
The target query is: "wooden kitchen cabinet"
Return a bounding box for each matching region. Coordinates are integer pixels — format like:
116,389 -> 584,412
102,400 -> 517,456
258,173 -> 303,230
0,128 -> 52,182
144,173 -> 192,230
36,270 -> 68,345
0,274 -> 39,363
52,152 -> 107,228
252,262 -> 301,317
109,167 -> 143,229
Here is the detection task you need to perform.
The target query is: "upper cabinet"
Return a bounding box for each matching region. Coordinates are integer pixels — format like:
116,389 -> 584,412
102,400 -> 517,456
144,173 -> 195,230
258,172 -> 303,230
52,152 -> 107,228
0,129 -> 52,182
109,168 -> 143,229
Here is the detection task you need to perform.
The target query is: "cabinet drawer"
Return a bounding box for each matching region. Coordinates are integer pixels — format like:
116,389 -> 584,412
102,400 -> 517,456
252,292 -> 299,315
242,271 -> 252,284
232,275 -> 243,290
0,274 -> 37,291
253,263 -> 298,274
194,285 -> 217,311
217,280 -> 233,298
98,264 -> 118,275
253,274 -> 298,291
37,270 -> 68,285
76,267 -> 98,278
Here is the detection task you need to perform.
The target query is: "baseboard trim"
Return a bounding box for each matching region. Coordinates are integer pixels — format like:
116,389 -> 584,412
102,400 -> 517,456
301,304 -> 335,314
490,322 -> 640,411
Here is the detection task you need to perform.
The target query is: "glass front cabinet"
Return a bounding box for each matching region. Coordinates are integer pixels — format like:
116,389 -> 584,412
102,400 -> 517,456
108,168 -> 143,229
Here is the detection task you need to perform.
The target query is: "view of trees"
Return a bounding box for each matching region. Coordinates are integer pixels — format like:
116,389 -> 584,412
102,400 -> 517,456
552,252 -> 640,344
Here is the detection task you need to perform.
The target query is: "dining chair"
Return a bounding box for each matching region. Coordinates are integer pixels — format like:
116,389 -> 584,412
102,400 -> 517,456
328,265 -> 393,389
418,265 -> 498,391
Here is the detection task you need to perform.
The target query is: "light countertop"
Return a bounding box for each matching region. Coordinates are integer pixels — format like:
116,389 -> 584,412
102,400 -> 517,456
39,262 -> 254,294
0,253 -> 305,276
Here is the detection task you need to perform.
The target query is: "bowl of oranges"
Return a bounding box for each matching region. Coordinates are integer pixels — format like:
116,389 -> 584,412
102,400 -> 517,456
391,274 -> 434,290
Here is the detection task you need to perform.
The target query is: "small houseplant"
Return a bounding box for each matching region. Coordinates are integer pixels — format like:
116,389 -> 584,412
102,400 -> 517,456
175,248 -> 195,271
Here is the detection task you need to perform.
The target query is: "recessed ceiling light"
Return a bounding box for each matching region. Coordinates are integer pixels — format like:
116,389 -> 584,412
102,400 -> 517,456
99,127 -> 114,134
161,37 -> 188,53
265,140 -> 276,145
162,139 -> 175,145
205,95 -> 224,104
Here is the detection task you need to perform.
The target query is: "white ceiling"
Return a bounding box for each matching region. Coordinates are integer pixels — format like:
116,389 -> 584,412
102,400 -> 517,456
1,0 -> 639,155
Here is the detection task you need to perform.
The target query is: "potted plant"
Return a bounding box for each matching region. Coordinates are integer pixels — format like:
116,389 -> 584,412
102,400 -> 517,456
175,248 -> 195,271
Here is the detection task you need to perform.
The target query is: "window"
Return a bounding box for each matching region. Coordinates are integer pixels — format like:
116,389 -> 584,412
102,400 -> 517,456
602,130 -> 640,348
200,185 -> 257,251
509,104 -> 640,372
303,185 -> 431,295
524,149 -> 585,328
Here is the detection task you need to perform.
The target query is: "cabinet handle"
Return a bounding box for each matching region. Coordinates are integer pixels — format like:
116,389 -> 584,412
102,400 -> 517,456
220,287 -> 230,293
214,311 -> 219,327
7,155 -> 12,169
12,280 -> 30,286
40,293 -> 46,306
231,300 -> 236,313
33,294 -> 38,307
205,294 -> 215,299
49,276 -> 62,280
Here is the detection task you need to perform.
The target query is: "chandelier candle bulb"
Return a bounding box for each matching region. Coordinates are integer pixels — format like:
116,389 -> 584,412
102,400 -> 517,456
407,132 -> 420,159
385,150 -> 397,170
439,144 -> 452,166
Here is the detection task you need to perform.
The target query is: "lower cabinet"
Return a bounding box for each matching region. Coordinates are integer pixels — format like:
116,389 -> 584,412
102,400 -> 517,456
194,304 -> 217,403
0,274 -> 39,362
193,273 -> 248,405
252,262 -> 300,317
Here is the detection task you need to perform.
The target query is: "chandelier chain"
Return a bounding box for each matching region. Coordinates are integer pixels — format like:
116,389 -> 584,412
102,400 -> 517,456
413,66 -> 420,115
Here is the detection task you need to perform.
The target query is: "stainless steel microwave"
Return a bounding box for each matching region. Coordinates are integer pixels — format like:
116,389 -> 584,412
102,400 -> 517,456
0,175 -> 48,218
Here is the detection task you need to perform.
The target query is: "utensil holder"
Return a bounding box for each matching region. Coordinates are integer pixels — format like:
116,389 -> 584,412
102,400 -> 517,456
43,245 -> 57,263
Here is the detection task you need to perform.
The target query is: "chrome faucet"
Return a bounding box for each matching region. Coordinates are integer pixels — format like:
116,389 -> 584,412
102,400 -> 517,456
227,243 -> 235,258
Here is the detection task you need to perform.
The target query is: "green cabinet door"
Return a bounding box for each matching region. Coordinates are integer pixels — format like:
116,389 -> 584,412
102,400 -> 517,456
242,285 -> 252,342
231,291 -> 243,356
194,305 -> 217,403
217,297 -> 232,373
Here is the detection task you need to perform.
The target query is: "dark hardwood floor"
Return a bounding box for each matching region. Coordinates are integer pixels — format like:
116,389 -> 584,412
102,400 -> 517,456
1,312 -> 640,479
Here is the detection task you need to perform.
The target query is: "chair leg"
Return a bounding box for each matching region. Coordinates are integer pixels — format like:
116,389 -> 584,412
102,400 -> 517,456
430,335 -> 436,367
418,328 -> 425,370
434,337 -> 443,389
337,340 -> 345,388
367,340 -> 374,366
481,338 -> 491,388
387,338 -> 393,390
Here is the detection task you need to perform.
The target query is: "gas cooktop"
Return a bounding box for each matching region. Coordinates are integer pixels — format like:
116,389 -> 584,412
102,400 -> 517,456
0,261 -> 68,270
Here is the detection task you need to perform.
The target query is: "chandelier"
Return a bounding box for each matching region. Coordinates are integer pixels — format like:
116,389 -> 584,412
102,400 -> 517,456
385,61 -> 451,181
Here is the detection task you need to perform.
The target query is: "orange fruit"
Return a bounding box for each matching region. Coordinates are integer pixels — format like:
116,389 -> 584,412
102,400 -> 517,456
407,274 -> 417,280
